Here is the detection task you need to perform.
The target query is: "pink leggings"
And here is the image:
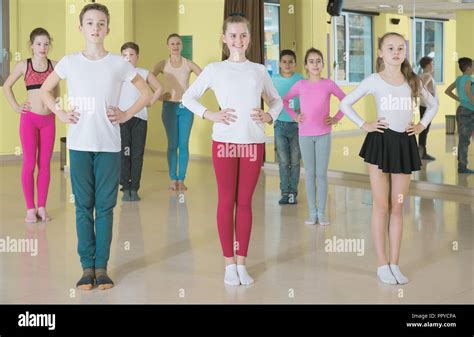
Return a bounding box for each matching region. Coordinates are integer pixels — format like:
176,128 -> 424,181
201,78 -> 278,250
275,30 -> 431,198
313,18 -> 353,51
20,111 -> 55,209
212,141 -> 264,258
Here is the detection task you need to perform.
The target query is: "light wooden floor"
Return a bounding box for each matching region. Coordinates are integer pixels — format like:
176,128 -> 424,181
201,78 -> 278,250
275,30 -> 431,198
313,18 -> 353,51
0,153 -> 472,304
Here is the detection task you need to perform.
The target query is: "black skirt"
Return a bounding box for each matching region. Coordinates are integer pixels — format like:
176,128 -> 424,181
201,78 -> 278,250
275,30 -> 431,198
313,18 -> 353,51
359,128 -> 422,174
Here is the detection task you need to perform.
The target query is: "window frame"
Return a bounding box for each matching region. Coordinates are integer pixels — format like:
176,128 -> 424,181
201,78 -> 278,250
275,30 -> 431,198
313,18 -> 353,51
1,0 -> 10,86
333,11 -> 374,86
263,1 -> 281,76
412,18 -> 444,84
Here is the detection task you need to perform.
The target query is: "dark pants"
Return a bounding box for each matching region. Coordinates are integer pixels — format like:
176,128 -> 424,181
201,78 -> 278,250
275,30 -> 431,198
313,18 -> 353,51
120,117 -> 147,191
418,106 -> 432,149
456,106 -> 474,169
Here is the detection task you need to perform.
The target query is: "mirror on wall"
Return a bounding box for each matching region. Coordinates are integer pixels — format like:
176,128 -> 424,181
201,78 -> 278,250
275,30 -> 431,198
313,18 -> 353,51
265,0 -> 474,189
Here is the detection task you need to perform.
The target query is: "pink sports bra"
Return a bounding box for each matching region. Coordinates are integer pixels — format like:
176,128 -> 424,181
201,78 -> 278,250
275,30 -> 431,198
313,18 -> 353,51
24,58 -> 54,91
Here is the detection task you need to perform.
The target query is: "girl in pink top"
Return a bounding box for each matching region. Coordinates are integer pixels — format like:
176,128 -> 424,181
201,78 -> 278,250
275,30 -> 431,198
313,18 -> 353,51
283,48 -> 345,226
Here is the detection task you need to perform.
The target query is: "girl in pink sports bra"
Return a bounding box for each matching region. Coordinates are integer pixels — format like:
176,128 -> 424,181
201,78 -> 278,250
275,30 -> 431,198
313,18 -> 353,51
2,27 -> 59,223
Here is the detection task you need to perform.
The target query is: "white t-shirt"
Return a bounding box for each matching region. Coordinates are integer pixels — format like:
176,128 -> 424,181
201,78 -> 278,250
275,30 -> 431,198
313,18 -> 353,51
181,60 -> 282,144
54,52 -> 137,152
340,73 -> 438,133
119,67 -> 149,121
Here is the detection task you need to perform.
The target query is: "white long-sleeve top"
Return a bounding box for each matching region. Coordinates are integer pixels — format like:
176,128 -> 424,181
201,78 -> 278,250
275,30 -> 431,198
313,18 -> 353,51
339,73 -> 438,132
419,73 -> 439,107
181,60 -> 283,144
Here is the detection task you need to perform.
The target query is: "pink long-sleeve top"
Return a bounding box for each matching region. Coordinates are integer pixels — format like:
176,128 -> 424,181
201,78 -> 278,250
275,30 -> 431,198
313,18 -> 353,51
283,79 -> 345,136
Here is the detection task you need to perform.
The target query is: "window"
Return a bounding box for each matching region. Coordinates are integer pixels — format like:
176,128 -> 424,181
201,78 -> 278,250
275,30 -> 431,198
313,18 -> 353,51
334,12 -> 373,84
263,2 -> 280,76
414,19 -> 443,83
1,0 -> 9,86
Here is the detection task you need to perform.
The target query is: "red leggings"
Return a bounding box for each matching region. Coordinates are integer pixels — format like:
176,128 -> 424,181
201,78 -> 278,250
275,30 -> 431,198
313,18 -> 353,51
212,141 -> 264,258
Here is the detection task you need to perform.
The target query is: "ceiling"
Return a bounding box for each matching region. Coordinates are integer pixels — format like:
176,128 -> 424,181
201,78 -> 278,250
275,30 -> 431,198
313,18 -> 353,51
342,0 -> 474,20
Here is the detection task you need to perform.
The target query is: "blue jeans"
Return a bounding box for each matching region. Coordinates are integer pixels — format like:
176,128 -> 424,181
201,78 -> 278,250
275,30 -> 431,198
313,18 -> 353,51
70,150 -> 120,269
162,101 -> 194,181
299,133 -> 331,220
274,120 -> 301,195
456,106 -> 474,169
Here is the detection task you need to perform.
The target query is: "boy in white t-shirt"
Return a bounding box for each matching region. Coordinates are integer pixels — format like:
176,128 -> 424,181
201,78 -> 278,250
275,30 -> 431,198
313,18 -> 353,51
41,3 -> 152,290
119,42 -> 163,202
418,56 -> 438,160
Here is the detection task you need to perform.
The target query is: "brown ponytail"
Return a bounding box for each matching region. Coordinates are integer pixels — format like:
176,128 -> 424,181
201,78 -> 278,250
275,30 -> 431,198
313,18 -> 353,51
400,58 -> 421,103
377,32 -> 420,103
27,28 -> 53,56
166,33 -> 181,44
28,27 -> 52,46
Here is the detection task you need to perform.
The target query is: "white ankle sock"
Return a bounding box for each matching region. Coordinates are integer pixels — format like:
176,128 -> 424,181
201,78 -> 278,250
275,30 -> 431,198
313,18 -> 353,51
389,264 -> 409,284
237,264 -> 254,285
318,214 -> 330,226
224,264 -> 240,286
377,264 -> 397,285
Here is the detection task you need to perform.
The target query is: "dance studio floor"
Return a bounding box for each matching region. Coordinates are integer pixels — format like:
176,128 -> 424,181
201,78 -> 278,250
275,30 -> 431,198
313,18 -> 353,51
0,153 -> 472,304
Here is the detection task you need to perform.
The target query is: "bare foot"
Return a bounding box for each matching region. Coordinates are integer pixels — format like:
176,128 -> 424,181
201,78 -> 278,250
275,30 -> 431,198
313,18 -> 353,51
25,209 -> 37,223
177,180 -> 187,191
37,207 -> 51,222
168,180 -> 178,191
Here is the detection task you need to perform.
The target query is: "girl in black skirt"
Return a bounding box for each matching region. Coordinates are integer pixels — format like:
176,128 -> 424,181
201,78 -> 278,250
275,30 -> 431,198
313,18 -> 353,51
340,32 -> 438,285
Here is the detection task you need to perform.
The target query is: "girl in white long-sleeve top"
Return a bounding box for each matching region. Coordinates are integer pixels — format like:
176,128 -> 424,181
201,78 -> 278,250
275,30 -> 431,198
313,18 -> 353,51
182,15 -> 282,286
339,32 -> 438,285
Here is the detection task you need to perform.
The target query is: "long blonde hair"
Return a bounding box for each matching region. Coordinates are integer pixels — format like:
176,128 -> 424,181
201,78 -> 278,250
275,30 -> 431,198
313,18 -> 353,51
377,32 -> 420,102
